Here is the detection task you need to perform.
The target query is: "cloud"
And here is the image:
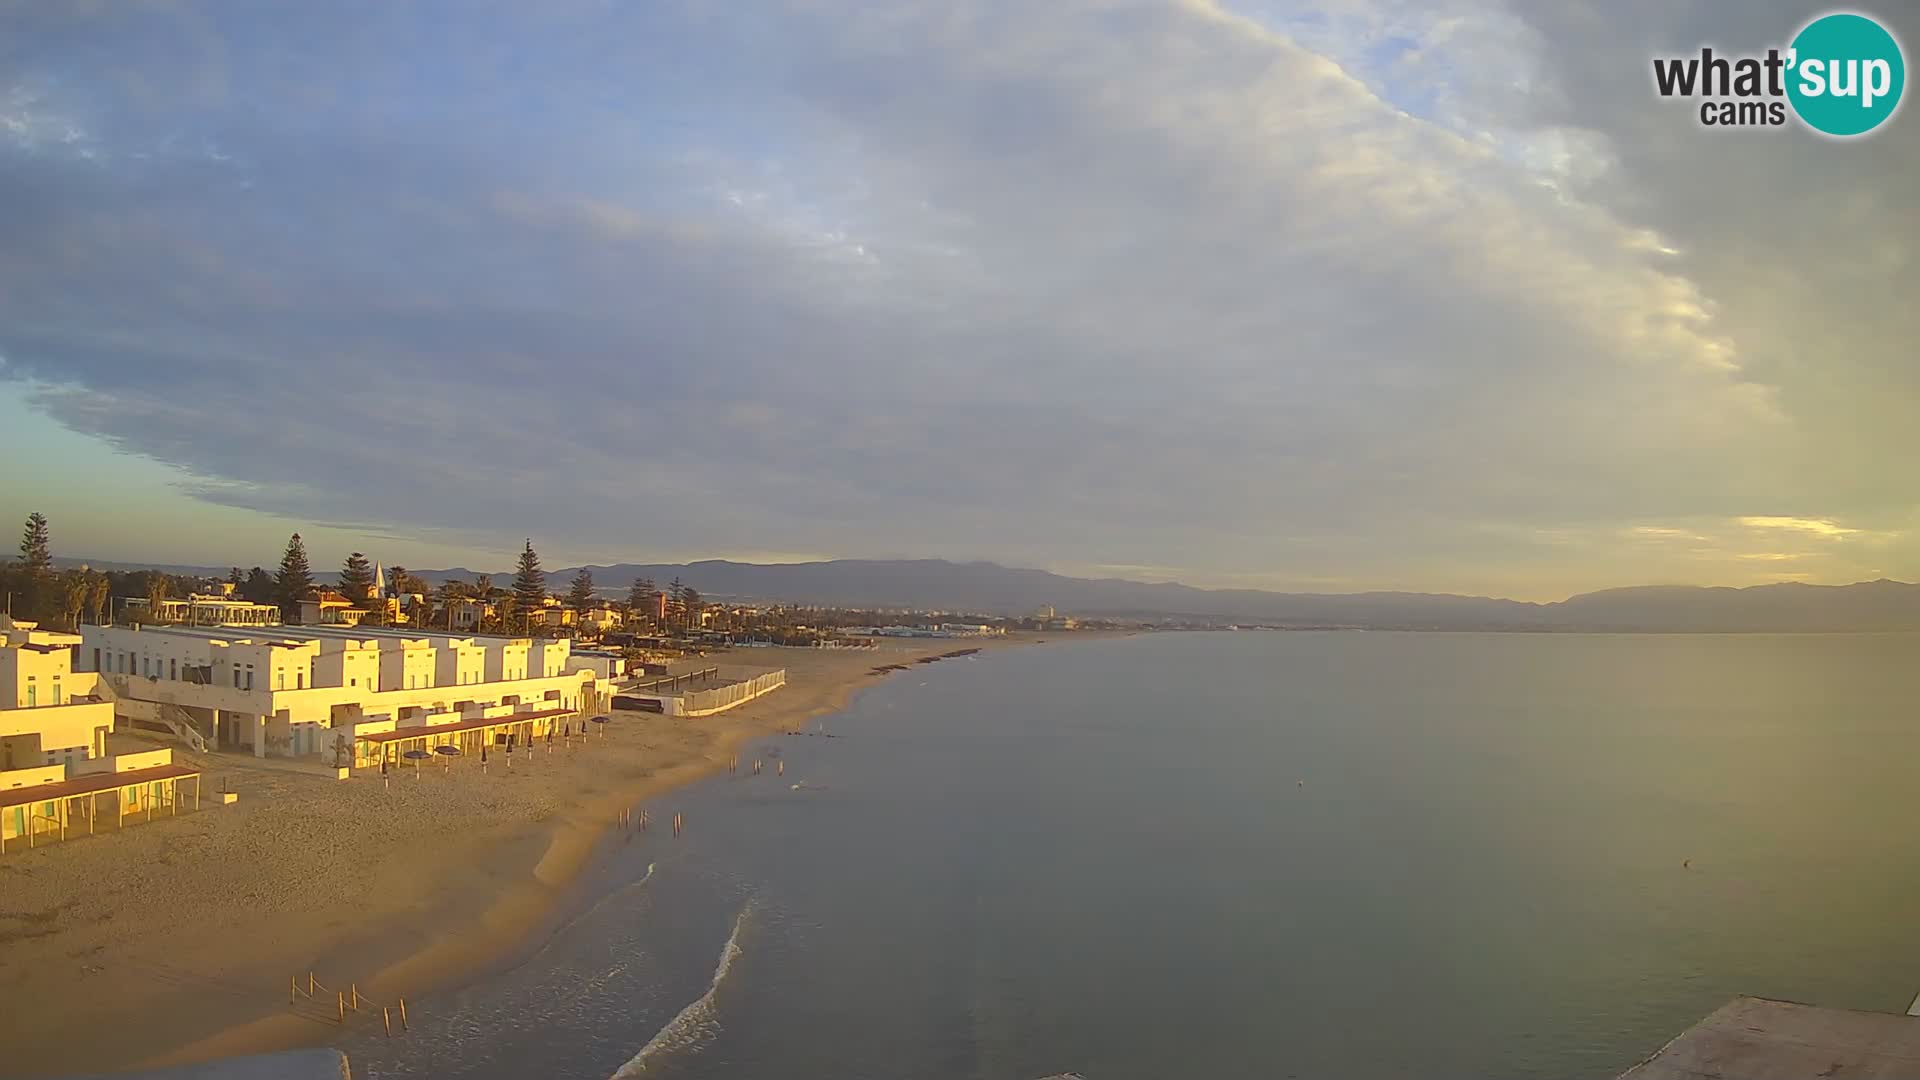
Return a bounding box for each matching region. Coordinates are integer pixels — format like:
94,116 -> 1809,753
0,0 -> 1913,594
1738,516 -> 1861,539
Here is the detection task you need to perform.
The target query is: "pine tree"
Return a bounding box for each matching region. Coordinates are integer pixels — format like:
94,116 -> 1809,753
276,533 -> 315,619
512,539 -> 547,614
628,577 -> 657,622
340,552 -> 376,604
682,587 -> 703,628
228,566 -> 244,586
19,512 -> 51,577
667,577 -> 686,627
567,568 -> 596,614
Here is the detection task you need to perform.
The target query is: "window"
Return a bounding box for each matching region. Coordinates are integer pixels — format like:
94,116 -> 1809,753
297,670 -> 305,689
234,669 -> 241,688
245,670 -> 254,691
52,675 -> 62,706
170,659 -> 177,680
26,679 -> 36,708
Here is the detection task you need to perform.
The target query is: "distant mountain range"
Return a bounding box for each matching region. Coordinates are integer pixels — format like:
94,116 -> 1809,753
53,555 -> 1920,632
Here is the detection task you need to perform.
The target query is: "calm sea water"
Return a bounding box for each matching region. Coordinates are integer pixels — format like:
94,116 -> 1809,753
341,632 -> 1920,1079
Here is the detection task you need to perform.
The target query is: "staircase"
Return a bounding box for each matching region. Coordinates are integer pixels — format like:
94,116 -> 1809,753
100,676 -> 210,753
155,702 -> 211,754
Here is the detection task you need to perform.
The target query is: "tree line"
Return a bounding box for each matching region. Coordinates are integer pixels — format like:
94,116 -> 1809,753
4,513 -> 716,639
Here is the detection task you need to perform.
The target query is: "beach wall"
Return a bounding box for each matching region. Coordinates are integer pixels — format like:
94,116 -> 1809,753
682,669 -> 786,716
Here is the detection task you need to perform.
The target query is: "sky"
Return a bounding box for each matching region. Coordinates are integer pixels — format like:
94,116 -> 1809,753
2,1 -> 1915,601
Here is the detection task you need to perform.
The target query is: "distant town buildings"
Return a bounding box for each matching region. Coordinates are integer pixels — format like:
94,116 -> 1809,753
124,584 -> 280,628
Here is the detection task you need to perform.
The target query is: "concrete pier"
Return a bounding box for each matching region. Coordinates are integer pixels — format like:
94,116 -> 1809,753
1618,996 -> 1920,1078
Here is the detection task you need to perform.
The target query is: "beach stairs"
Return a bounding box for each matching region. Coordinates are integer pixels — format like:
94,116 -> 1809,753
153,702 -> 210,754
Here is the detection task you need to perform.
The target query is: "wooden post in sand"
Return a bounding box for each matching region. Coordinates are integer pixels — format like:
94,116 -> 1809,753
399,998 -> 409,1030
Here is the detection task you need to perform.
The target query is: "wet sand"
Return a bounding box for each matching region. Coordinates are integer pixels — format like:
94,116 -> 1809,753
0,640 -> 1038,1077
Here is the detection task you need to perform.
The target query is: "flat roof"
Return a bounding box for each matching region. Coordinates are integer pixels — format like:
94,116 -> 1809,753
356,707 -> 575,744
90,625 -> 314,647
0,763 -> 200,810
296,625 -> 538,647
1618,997 -> 1920,1079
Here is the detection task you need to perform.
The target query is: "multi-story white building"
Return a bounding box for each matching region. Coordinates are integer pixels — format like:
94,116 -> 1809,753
2,617 -> 115,772
80,623 -> 612,760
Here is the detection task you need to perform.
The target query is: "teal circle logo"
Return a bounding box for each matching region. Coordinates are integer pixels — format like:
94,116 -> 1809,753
1787,13 -> 1905,137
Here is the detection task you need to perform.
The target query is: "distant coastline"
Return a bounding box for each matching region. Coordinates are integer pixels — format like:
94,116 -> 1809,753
51,554 -> 1920,634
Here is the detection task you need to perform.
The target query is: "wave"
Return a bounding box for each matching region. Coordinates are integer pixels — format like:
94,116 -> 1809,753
609,899 -> 754,1077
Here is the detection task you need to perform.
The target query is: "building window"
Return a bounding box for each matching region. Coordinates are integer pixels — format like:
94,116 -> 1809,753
52,675 -> 62,706
245,670 -> 254,691
297,670 -> 305,689
170,659 -> 177,680
234,669 -> 241,688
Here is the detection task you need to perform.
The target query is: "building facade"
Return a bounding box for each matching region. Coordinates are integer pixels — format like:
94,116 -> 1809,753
2,618 -> 115,773
80,624 -> 612,760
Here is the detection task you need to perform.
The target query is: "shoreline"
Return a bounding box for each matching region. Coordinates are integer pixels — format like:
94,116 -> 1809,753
0,635 -> 1073,1077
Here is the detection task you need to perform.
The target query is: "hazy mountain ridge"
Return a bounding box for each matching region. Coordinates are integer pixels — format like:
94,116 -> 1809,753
52,556 -> 1920,631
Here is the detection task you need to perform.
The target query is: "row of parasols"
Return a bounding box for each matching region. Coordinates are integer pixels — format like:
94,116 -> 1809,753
383,715 -> 613,776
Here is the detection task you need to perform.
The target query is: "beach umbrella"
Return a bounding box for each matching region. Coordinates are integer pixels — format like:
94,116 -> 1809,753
590,715 -> 609,738
434,745 -> 462,772
402,748 -> 431,778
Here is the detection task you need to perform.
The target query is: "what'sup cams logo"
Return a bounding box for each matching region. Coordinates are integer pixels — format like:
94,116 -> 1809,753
1653,11 -> 1905,136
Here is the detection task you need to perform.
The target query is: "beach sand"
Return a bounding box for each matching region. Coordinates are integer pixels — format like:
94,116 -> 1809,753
0,639 -> 1033,1077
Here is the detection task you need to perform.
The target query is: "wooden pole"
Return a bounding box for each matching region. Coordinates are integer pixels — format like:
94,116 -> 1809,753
384,1007 -> 392,1037
337,991 -> 345,1023
398,998 -> 409,1030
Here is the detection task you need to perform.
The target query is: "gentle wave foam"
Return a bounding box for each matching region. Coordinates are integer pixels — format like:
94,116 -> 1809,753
609,899 -> 754,1076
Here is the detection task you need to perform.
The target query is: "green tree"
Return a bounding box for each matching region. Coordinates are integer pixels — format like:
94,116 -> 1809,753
666,577 -> 686,627
340,552 -> 376,604
627,577 -> 656,622
143,573 -> 173,623
228,566 -> 244,587
567,568 -> 596,615
86,574 -> 110,625
19,512 -> 52,577
241,567 -> 276,604
276,533 -> 315,620
512,540 -> 546,626
682,587 -> 703,629
60,570 -> 93,630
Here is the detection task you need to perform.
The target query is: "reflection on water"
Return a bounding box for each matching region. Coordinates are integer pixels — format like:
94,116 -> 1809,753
342,632 -> 1920,1080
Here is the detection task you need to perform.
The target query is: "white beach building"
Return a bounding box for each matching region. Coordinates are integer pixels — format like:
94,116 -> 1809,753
79,623 -> 614,760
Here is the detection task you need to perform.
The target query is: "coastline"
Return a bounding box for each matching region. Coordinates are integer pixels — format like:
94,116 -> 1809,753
0,636 -> 1063,1077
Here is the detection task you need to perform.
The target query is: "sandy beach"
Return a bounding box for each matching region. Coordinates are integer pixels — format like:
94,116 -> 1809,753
0,639 -> 1037,1077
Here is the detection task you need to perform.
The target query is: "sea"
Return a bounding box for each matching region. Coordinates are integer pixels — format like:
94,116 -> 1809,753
338,631 -> 1920,1079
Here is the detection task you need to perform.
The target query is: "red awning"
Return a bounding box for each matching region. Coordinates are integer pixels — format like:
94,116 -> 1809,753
0,764 -> 200,810
355,707 -> 573,745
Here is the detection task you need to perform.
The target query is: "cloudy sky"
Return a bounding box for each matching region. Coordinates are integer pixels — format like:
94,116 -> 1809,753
2,1 -> 1914,600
